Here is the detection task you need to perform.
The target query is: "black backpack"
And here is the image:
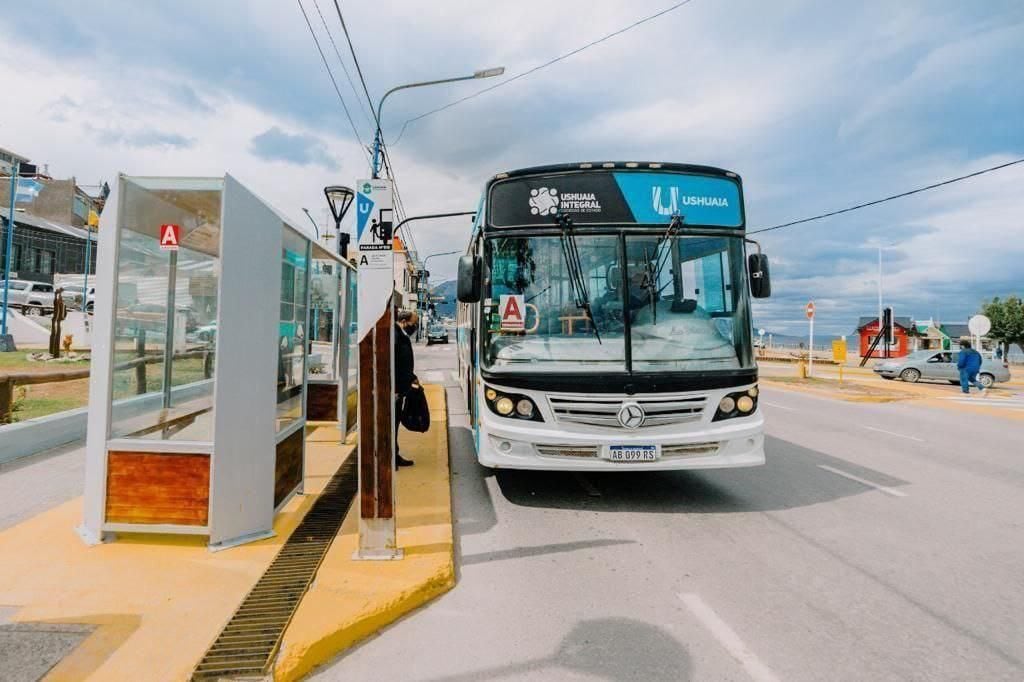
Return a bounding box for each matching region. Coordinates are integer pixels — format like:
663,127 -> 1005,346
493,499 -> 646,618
399,385 -> 430,433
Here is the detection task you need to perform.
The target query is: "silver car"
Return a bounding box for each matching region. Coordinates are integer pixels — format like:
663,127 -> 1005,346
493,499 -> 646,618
4,279 -> 55,316
874,349 -> 1011,388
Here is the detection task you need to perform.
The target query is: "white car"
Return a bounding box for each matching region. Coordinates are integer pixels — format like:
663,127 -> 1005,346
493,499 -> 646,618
4,280 -> 55,316
61,284 -> 96,312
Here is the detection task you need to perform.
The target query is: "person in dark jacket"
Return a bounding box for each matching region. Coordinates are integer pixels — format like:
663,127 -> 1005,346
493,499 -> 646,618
957,339 -> 986,395
394,309 -> 419,467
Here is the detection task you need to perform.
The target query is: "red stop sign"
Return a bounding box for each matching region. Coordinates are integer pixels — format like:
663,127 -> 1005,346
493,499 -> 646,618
806,301 -> 815,319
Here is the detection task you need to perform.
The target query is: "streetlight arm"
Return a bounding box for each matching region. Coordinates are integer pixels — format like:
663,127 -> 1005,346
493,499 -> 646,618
393,211 -> 476,237
376,75 -> 475,124
371,66 -> 504,178
301,208 -> 320,240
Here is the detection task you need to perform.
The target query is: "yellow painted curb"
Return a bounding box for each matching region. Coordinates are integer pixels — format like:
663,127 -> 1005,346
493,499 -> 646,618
760,377 -> 916,403
273,384 -> 455,681
0,441 -> 352,681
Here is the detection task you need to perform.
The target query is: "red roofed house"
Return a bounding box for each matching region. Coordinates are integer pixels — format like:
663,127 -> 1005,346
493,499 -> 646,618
855,316 -> 913,358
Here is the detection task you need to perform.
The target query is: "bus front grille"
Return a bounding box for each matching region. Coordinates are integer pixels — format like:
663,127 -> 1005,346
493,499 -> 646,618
547,394 -> 707,428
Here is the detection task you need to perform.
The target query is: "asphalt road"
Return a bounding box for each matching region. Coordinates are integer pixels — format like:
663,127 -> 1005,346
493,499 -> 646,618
313,341 -> 1024,682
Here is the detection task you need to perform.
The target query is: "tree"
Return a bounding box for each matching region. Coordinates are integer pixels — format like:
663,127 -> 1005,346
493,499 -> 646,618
981,295 -> 1024,357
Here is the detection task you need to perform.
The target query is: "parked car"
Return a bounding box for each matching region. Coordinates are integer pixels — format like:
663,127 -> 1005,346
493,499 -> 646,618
3,279 -> 55,316
874,350 -> 1011,388
426,325 -> 449,345
61,284 -> 96,312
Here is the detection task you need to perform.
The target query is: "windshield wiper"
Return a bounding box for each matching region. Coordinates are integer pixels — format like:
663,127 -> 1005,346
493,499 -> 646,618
652,214 -> 683,286
555,213 -> 601,344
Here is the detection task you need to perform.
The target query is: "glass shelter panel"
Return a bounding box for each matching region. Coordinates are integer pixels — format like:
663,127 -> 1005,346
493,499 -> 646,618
109,177 -> 222,441
277,227 -> 309,432
308,258 -> 338,380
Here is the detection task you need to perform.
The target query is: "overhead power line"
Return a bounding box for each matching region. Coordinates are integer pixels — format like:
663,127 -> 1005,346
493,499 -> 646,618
311,0 -> 374,132
391,0 -> 699,143
296,0 -> 369,165
332,0 -> 381,130
749,158 -> 1024,235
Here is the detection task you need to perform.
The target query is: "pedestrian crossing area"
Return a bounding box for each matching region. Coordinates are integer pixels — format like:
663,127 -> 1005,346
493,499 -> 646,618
944,393 -> 1024,410
421,370 -> 459,386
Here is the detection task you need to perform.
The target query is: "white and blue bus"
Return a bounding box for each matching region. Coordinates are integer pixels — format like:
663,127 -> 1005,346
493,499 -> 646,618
456,162 -> 773,471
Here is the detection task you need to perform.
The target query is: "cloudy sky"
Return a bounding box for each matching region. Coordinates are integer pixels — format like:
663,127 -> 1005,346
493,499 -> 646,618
2,0 -> 1021,335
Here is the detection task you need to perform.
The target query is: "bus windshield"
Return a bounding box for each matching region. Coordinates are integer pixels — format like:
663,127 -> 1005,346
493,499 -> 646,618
483,233 -> 753,373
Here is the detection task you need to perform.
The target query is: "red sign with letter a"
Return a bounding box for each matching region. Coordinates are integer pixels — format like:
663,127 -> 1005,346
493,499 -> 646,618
160,223 -> 181,250
499,294 -> 525,331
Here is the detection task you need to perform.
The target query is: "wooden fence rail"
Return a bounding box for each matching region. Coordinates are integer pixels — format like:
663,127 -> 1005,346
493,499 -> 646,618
0,349 -> 211,423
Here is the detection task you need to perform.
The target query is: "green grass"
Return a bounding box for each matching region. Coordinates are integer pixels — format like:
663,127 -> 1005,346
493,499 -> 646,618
12,395 -> 88,421
0,352 -> 90,372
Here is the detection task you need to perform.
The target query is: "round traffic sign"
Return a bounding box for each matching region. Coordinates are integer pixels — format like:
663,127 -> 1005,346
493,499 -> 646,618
758,328 -> 766,336
805,301 -> 815,319
968,314 -> 991,337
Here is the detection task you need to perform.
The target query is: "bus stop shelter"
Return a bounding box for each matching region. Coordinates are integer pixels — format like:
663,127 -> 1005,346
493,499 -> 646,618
80,174 -> 355,550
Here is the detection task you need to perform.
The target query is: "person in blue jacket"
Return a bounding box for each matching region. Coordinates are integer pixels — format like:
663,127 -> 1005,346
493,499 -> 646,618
957,339 -> 986,395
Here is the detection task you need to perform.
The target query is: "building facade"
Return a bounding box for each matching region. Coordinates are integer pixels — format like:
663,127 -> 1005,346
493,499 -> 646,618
1,208 -> 97,283
856,316 -> 913,358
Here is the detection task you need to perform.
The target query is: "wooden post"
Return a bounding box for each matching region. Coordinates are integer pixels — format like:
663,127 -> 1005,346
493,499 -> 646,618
0,377 -> 13,424
135,330 -> 147,395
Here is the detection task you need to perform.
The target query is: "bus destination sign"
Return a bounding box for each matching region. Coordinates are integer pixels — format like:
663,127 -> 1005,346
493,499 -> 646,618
488,171 -> 743,229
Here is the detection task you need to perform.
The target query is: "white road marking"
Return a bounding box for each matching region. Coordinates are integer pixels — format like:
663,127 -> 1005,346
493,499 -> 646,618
818,464 -> 907,497
422,371 -> 444,384
761,401 -> 797,411
944,396 -> 1024,410
678,593 -> 781,682
861,425 -> 925,442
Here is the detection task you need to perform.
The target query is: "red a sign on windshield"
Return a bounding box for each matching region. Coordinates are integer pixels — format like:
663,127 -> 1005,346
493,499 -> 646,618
499,294 -> 525,331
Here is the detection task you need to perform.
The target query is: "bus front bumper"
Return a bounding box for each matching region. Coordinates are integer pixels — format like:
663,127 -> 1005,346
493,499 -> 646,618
476,413 -> 765,472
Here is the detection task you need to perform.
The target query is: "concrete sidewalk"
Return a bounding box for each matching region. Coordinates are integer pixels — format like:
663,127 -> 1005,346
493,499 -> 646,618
0,386 -> 454,680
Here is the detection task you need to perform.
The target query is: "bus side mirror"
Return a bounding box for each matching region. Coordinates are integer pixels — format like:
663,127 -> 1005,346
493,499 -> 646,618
457,255 -> 481,303
748,253 -> 771,298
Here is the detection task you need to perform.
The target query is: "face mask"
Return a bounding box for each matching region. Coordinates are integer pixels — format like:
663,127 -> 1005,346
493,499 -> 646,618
406,324 -> 418,335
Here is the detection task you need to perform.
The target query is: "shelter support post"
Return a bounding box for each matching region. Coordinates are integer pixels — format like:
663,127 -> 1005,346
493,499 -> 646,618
354,178 -> 401,560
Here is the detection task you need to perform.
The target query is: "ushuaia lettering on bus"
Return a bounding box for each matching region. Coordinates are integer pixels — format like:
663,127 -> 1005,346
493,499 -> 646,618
652,186 -> 730,216
559,192 -> 602,212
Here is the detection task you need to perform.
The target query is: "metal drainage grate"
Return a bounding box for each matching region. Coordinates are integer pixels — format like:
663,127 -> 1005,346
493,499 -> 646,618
192,455 -> 358,680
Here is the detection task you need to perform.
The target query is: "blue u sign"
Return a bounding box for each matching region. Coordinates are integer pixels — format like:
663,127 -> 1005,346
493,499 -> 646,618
614,172 -> 743,227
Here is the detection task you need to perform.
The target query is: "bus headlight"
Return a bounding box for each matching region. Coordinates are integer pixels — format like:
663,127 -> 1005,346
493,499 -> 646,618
484,386 -> 544,422
516,399 -> 535,418
713,387 -> 759,421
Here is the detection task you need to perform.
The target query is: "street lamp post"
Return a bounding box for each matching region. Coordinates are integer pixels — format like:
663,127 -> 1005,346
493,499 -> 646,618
420,249 -> 460,332
1,162 -> 19,350
862,242 -> 896,359
301,207 -> 321,241
324,186 -> 355,258
370,67 -> 505,179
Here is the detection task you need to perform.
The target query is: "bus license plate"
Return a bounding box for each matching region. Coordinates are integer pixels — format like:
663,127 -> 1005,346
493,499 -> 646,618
606,445 -> 659,462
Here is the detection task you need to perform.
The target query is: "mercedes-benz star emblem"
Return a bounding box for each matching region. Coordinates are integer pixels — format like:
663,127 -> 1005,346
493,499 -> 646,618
617,402 -> 645,429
